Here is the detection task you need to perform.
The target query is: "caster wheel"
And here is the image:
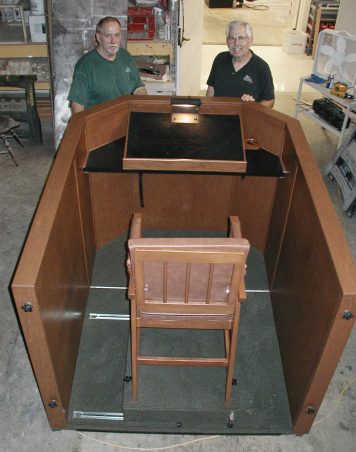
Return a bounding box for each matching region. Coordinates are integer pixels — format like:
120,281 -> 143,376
346,209 -> 354,218
327,173 -> 334,181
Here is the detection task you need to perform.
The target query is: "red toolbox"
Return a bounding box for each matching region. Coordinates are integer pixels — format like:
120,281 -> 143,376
128,7 -> 155,40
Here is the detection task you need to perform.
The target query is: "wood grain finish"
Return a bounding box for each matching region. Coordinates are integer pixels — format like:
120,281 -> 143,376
266,117 -> 356,433
90,172 -> 137,248
10,97 -> 356,432
138,173 -> 234,231
11,115 -> 94,428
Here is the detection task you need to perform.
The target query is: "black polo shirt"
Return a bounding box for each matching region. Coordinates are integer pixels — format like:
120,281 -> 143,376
207,51 -> 275,101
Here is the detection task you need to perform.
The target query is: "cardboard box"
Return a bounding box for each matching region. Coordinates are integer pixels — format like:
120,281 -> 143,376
29,15 -> 46,43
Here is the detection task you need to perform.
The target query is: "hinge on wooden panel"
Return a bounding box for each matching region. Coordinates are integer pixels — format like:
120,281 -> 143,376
228,410 -> 235,428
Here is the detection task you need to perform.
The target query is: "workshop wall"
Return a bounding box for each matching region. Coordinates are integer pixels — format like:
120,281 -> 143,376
50,0 -> 128,146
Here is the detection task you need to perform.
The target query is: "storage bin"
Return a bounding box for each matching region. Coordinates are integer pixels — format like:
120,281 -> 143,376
282,30 -> 307,55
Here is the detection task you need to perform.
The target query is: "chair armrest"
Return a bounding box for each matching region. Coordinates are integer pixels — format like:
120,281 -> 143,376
130,213 -> 143,239
239,280 -> 247,303
128,274 -> 136,299
127,213 -> 143,271
229,216 -> 242,238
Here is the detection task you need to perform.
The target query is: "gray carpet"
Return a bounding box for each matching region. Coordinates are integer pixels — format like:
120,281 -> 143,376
67,231 -> 291,434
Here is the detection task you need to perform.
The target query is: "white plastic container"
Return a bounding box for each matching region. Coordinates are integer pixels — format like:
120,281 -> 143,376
283,30 -> 307,55
30,0 -> 45,15
29,15 -> 46,42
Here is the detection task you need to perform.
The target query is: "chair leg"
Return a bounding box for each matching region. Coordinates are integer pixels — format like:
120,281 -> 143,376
225,305 -> 241,403
1,135 -> 18,166
224,330 -> 230,357
130,302 -> 138,400
137,327 -> 140,355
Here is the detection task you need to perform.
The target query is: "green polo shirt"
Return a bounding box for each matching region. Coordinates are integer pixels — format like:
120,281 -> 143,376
68,48 -> 144,109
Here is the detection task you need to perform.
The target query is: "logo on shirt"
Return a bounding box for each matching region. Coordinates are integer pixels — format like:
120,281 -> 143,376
243,75 -> 253,84
125,67 -> 131,73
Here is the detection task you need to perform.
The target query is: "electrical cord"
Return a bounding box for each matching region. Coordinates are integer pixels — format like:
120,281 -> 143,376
240,4 -> 269,10
313,375 -> 356,426
77,432 -> 219,450
76,376 -> 356,449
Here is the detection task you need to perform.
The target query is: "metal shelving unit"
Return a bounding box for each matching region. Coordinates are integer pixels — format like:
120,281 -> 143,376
295,77 -> 356,147
126,2 -> 179,95
305,0 -> 339,57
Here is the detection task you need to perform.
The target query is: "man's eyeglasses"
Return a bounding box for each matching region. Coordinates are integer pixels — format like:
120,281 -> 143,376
227,35 -> 248,42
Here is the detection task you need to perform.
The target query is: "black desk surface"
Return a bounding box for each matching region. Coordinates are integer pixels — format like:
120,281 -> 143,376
84,138 -> 284,177
126,112 -> 244,161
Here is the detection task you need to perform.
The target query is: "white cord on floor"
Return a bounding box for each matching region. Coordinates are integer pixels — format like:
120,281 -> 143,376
313,375 -> 356,426
78,374 -> 356,448
78,432 -> 219,450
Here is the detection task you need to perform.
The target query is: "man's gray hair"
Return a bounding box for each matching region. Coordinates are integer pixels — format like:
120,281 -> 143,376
96,16 -> 121,34
226,20 -> 253,39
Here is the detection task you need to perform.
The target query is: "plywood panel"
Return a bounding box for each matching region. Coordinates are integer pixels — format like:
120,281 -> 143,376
138,173 -> 234,231
265,130 -> 298,284
241,103 -> 286,157
90,172 -> 137,248
85,103 -> 129,151
271,172 -> 347,425
75,129 -> 96,277
230,176 -> 276,252
11,115 -> 93,429
266,117 -> 356,433
35,164 -> 89,409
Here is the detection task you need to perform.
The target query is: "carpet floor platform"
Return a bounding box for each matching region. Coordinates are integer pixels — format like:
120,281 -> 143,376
67,230 -> 292,434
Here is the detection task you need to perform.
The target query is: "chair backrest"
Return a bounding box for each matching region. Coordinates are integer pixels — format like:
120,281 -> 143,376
128,238 -> 250,306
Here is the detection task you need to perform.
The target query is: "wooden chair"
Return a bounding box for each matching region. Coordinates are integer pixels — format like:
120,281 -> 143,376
127,213 -> 250,403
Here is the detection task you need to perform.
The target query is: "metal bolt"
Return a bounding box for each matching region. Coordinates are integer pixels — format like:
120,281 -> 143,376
306,406 -> 316,415
48,400 -> 58,408
21,302 -> 33,312
343,310 -> 353,320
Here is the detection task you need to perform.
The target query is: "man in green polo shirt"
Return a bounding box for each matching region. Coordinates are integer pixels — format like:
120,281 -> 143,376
68,16 -> 147,114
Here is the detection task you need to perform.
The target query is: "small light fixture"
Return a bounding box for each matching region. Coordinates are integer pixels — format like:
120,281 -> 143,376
171,97 -> 201,124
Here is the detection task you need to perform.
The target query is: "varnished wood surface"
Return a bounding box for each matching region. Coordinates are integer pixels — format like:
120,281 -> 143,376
267,117 -> 356,433
11,115 -> 94,428
10,96 -> 356,432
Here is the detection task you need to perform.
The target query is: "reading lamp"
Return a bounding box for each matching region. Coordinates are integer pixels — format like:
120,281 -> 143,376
171,97 -> 201,124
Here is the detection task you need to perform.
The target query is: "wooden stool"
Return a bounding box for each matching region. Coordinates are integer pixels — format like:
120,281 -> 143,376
0,114 -> 23,166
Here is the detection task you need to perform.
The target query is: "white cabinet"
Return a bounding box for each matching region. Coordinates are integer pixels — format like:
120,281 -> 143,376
295,76 -> 356,147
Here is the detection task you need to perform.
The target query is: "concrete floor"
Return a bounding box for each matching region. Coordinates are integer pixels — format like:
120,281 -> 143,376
1,91 -> 355,451
203,0 -> 295,46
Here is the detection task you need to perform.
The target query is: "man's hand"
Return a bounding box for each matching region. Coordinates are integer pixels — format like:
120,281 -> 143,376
70,102 -> 85,114
241,94 -> 255,102
241,95 -> 274,108
133,86 -> 148,95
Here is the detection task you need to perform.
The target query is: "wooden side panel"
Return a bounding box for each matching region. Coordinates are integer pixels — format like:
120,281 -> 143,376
265,131 -> 298,283
241,103 -> 286,156
271,172 -> 352,429
268,119 -> 356,433
75,128 -> 96,277
138,173 -> 234,231
85,101 -> 129,151
229,176 -> 276,252
11,116 -> 94,429
35,164 -> 89,408
90,172 -> 138,248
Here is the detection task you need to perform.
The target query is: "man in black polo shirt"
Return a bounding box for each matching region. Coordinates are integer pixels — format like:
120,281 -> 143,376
206,20 -> 274,108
